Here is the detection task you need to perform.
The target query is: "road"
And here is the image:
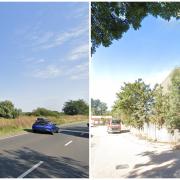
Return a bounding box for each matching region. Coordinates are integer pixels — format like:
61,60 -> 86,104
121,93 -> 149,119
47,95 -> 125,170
0,122 -> 89,178
91,126 -> 180,178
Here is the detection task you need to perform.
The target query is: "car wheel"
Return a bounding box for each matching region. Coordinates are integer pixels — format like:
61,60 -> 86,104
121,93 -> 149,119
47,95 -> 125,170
50,131 -> 54,135
33,129 -> 36,133
56,129 -> 60,133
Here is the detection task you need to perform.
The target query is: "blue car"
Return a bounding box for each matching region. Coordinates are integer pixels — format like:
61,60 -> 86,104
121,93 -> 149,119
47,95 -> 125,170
32,118 -> 59,135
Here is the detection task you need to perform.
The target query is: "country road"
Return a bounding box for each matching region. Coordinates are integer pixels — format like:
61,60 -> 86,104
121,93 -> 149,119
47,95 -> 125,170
0,122 -> 89,178
91,126 -> 180,178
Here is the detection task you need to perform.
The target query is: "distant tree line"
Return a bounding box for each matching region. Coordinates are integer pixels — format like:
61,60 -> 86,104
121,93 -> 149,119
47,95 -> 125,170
25,108 -> 63,117
112,69 -> 180,131
91,98 -> 108,115
0,99 -> 89,119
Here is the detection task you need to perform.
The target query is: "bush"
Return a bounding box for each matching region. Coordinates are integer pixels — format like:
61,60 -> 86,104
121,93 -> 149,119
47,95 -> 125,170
0,100 -> 22,119
31,108 -> 62,117
62,99 -> 89,115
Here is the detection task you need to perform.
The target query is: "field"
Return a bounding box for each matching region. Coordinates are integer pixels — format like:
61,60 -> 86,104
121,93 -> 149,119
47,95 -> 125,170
0,115 -> 88,138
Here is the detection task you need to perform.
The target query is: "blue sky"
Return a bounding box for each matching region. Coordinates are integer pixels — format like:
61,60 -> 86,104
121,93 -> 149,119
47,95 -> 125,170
0,2 -> 89,112
92,15 -> 180,110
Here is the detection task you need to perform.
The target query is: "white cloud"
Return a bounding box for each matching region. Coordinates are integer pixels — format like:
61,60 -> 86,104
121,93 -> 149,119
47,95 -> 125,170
32,65 -> 61,79
68,44 -> 89,61
34,32 -> 54,45
22,57 -> 45,65
36,59 -> 45,64
66,62 -> 89,80
33,24 -> 88,50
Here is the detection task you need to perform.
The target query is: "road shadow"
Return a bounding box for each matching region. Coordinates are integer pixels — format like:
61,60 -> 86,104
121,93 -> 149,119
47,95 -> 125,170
23,129 -> 53,135
60,131 -> 89,138
120,130 -> 130,134
107,130 -> 130,134
60,126 -> 89,139
125,149 -> 180,178
23,128 -> 34,133
0,147 -> 89,178
60,126 -> 89,132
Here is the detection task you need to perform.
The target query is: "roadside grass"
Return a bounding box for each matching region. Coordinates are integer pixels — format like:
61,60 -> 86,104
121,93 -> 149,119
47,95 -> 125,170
0,115 -> 88,138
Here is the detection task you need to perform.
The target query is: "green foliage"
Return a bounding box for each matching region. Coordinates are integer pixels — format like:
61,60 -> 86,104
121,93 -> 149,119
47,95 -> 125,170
91,98 -> 108,115
112,69 -> 180,131
150,85 -> 170,128
112,79 -> 153,129
62,99 -> 89,115
91,2 -> 180,54
0,100 -> 22,119
166,69 -> 180,130
31,108 -> 62,117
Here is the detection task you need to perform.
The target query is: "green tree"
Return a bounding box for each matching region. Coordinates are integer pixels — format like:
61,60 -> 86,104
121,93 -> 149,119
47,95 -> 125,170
166,69 -> 180,130
0,100 -> 21,118
91,98 -> 108,115
150,85 -> 169,128
32,108 -> 61,117
62,99 -> 89,115
112,79 -> 153,128
91,2 -> 180,54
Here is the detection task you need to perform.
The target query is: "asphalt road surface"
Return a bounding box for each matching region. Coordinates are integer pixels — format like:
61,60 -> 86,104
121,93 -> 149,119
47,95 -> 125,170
0,122 -> 89,178
91,126 -> 180,178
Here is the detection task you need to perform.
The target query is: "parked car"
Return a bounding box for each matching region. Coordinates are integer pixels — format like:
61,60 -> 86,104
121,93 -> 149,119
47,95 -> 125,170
107,119 -> 121,133
32,118 -> 60,135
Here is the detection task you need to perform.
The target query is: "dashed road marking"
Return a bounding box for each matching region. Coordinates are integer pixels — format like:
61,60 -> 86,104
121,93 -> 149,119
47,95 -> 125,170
64,140 -> 73,146
17,161 -> 43,178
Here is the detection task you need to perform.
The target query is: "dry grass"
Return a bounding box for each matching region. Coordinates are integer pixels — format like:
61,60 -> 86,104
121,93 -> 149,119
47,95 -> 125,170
0,115 -> 88,137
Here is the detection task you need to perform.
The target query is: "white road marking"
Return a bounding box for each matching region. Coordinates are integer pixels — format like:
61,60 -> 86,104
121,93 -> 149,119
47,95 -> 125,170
17,161 -> 43,178
60,129 -> 89,134
64,140 -> 73,146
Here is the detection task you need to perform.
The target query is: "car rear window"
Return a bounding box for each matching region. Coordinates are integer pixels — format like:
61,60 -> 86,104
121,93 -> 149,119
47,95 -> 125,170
35,120 -> 50,125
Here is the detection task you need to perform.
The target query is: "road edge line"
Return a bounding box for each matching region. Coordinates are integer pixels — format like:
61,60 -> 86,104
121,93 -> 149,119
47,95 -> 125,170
0,132 -> 28,141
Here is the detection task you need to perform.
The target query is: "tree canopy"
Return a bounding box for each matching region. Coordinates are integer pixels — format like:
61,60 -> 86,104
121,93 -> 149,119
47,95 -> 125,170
91,98 -> 108,115
0,100 -> 22,119
112,79 -> 153,128
91,2 -> 180,54
30,108 -> 61,117
112,68 -> 180,131
166,68 -> 180,130
62,99 -> 89,115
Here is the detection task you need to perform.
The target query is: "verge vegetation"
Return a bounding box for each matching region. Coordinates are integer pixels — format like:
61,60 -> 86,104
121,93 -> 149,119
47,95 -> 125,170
112,68 -> 180,132
0,98 -> 89,138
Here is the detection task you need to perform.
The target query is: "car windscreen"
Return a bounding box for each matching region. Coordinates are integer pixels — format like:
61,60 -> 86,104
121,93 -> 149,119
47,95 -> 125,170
111,120 -> 120,124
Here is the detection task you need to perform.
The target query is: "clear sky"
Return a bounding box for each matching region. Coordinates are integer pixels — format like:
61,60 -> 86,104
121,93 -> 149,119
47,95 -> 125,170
92,15 -> 180,110
0,2 -> 89,112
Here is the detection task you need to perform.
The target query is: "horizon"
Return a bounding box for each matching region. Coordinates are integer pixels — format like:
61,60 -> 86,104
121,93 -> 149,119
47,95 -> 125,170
0,2 -> 89,112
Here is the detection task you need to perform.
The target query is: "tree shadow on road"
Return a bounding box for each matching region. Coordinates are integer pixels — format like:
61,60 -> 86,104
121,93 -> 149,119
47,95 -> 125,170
60,126 -> 89,138
23,128 -> 53,135
60,126 -> 89,132
0,147 -> 89,178
125,149 -> 180,178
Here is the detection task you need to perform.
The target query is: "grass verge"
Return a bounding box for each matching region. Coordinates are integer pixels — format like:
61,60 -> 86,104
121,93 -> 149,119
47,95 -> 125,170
0,115 -> 88,138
